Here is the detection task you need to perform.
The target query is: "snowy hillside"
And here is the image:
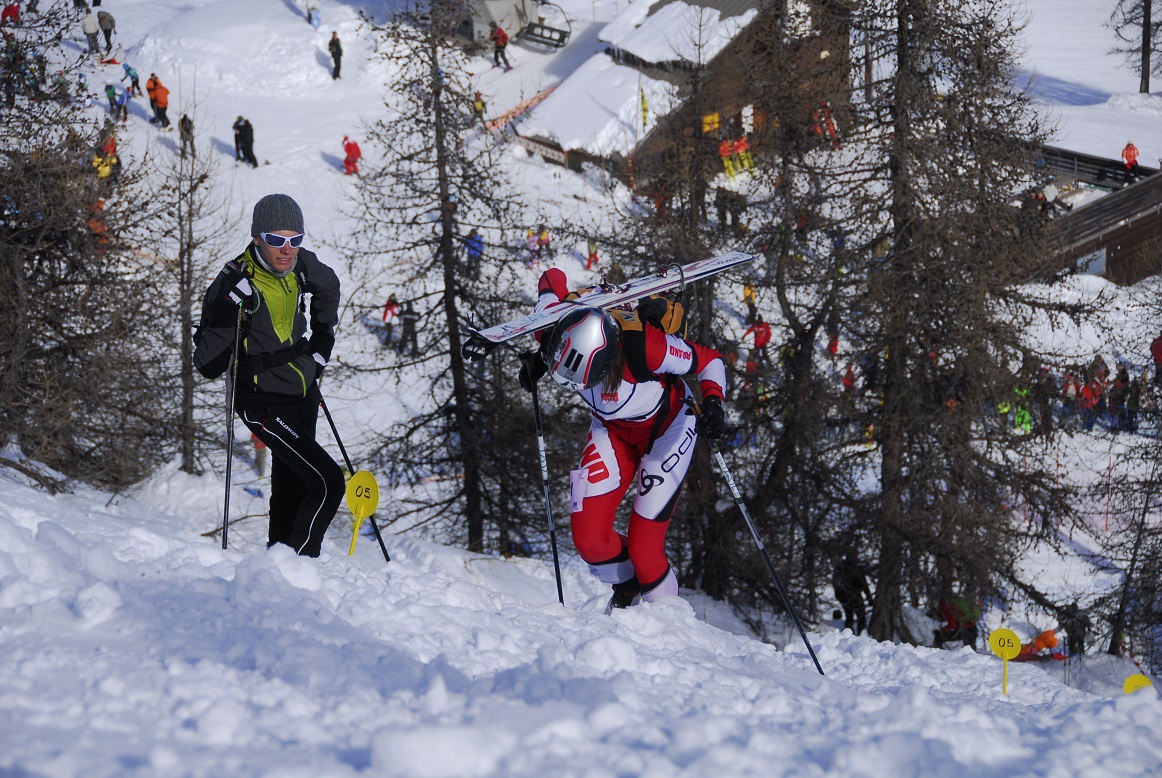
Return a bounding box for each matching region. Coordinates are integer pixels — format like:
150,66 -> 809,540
2,470 -> 1161,777
2,0 -> 1162,775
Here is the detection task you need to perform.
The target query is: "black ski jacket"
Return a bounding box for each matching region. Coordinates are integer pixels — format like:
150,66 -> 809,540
194,244 -> 340,410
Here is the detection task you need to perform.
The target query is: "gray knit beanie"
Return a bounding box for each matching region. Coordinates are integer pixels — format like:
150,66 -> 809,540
250,194 -> 305,236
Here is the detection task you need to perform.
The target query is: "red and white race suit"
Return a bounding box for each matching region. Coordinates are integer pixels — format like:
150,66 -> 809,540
535,269 -> 726,599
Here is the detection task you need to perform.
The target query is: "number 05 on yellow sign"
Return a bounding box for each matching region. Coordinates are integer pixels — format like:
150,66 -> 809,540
345,470 -> 380,556
989,628 -> 1022,696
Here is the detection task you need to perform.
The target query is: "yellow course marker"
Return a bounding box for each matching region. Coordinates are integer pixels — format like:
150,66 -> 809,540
1124,674 -> 1154,695
345,470 -> 380,556
989,628 -> 1022,696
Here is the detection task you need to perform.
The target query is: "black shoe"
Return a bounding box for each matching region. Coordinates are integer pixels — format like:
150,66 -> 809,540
604,576 -> 640,615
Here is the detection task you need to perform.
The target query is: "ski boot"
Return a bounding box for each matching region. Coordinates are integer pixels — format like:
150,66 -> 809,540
604,576 -> 640,615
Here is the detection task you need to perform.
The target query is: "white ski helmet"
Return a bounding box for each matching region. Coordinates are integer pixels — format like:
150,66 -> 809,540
546,307 -> 620,391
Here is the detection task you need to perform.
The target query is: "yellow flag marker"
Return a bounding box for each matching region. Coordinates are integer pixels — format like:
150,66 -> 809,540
345,470 -> 380,556
1124,674 -> 1154,695
989,628 -> 1022,695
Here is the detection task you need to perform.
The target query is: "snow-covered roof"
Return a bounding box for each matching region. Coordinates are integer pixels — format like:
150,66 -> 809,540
513,55 -> 680,157
599,0 -> 759,66
515,0 -> 762,155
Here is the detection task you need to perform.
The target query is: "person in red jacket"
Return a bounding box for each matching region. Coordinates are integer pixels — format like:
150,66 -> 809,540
1080,377 -> 1102,431
1151,331 -> 1162,387
1122,140 -> 1140,181
518,268 -> 728,609
933,594 -> 979,649
381,293 -> 399,349
342,135 -> 361,175
488,21 -> 511,71
742,315 -> 772,363
1,3 -> 20,26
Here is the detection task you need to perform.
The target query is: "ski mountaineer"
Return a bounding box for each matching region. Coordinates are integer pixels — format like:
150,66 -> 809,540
518,268 -> 728,608
193,194 -> 344,558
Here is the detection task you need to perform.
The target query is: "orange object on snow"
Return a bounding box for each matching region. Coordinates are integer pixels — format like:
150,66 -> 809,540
1015,629 -> 1060,661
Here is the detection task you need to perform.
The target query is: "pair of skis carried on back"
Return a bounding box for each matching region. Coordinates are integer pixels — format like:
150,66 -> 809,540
460,250 -> 756,361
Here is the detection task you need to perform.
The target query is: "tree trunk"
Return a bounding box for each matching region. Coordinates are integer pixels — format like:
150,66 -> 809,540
871,353 -> 906,642
1142,0 -> 1152,93
1108,470 -> 1155,653
430,38 -> 484,551
869,6 -> 919,643
178,179 -> 197,474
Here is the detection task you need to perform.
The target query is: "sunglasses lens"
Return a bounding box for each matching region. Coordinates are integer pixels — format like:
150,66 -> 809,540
262,233 -> 304,248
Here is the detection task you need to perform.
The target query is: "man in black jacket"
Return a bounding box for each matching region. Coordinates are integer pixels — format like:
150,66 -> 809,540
328,32 -> 342,79
232,116 -> 244,161
236,118 -> 258,168
194,194 -> 344,557
179,113 -> 194,159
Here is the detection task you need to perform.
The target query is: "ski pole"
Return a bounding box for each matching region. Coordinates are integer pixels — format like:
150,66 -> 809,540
221,304 -> 244,550
521,351 -> 565,605
318,390 -> 391,565
685,398 -> 825,676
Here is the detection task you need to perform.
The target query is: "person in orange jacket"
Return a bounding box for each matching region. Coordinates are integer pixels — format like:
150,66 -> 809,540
342,135 -> 361,175
1014,629 -> 1062,661
88,199 -> 109,258
145,73 -> 160,124
1122,140 -> 1140,182
153,79 -> 170,128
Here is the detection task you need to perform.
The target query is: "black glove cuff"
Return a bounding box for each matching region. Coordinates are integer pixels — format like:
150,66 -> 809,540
518,351 -> 548,392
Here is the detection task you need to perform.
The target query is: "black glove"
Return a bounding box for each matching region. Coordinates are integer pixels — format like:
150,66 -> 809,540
636,295 -> 669,326
209,262 -> 254,323
518,351 -> 548,392
235,339 -> 310,379
235,353 -> 264,378
695,396 -> 727,440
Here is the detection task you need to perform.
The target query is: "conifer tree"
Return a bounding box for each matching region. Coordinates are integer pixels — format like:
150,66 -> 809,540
346,1 -> 542,554
0,10 -> 175,489
139,114 -> 237,476
842,0 -> 1079,641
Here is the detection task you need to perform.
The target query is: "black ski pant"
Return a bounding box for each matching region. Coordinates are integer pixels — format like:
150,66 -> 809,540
241,140 -> 258,168
331,55 -> 341,79
835,589 -> 866,634
239,392 -> 344,558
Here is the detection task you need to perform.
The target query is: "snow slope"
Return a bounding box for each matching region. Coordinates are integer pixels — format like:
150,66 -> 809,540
1,469 -> 1160,777
1,1 -> 1161,776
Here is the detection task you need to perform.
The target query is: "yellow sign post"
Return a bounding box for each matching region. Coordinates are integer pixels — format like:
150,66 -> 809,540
1123,674 -> 1154,695
989,628 -> 1022,695
345,470 -> 380,556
